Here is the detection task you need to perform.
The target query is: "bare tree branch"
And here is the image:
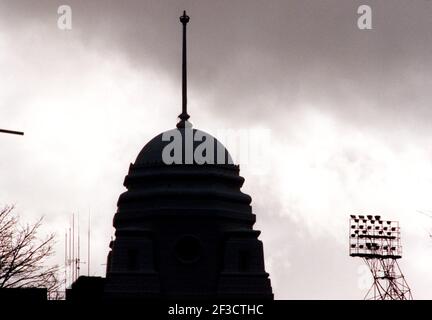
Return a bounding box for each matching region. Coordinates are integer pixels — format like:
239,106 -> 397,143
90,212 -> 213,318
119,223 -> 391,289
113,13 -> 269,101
0,205 -> 59,295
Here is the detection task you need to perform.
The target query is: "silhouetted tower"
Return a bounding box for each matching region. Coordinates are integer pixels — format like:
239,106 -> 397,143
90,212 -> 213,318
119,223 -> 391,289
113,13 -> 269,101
349,215 -> 412,300
103,11 -> 273,300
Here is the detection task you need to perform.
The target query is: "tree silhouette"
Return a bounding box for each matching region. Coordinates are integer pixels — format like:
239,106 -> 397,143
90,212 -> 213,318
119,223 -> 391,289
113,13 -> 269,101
0,205 -> 59,294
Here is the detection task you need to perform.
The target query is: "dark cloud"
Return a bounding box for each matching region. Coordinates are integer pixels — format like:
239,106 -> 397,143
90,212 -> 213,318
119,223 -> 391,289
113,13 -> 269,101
3,0 -> 432,130
1,0 -> 432,298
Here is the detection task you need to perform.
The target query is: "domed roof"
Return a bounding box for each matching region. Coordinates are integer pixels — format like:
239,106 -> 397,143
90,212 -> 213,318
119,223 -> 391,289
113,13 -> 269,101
135,127 -> 233,166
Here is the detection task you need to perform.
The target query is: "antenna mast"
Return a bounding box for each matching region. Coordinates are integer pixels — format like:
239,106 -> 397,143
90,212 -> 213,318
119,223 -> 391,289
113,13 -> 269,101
72,213 -> 75,283
88,210 -> 91,276
77,213 -> 80,279
64,230 -> 67,291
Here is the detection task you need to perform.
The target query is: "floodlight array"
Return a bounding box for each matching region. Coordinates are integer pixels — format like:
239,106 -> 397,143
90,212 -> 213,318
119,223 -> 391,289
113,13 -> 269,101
349,214 -> 402,258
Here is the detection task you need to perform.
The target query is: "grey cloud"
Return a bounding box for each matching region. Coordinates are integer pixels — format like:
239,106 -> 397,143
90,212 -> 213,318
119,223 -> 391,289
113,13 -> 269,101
1,0 -> 432,298
3,0 -> 432,131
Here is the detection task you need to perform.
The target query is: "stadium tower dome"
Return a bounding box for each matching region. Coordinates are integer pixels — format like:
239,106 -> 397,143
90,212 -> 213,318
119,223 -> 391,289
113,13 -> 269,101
103,11 -> 273,300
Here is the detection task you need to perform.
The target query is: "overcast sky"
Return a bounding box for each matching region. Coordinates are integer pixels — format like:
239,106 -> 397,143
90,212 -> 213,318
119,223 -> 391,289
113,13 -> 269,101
1,0 -> 432,299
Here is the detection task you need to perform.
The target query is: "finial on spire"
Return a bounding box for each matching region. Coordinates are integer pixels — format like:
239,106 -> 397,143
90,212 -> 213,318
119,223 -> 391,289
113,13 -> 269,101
177,10 -> 191,129
180,10 -> 190,24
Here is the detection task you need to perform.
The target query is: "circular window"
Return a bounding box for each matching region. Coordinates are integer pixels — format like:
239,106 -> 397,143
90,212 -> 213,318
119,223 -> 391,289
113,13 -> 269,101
174,235 -> 202,264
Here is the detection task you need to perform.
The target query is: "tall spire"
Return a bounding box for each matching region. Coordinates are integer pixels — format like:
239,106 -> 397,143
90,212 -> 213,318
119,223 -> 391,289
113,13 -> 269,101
177,10 -> 191,128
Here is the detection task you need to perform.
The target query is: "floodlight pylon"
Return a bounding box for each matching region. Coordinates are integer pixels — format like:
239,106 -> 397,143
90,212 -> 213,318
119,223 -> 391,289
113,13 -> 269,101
349,215 -> 412,300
